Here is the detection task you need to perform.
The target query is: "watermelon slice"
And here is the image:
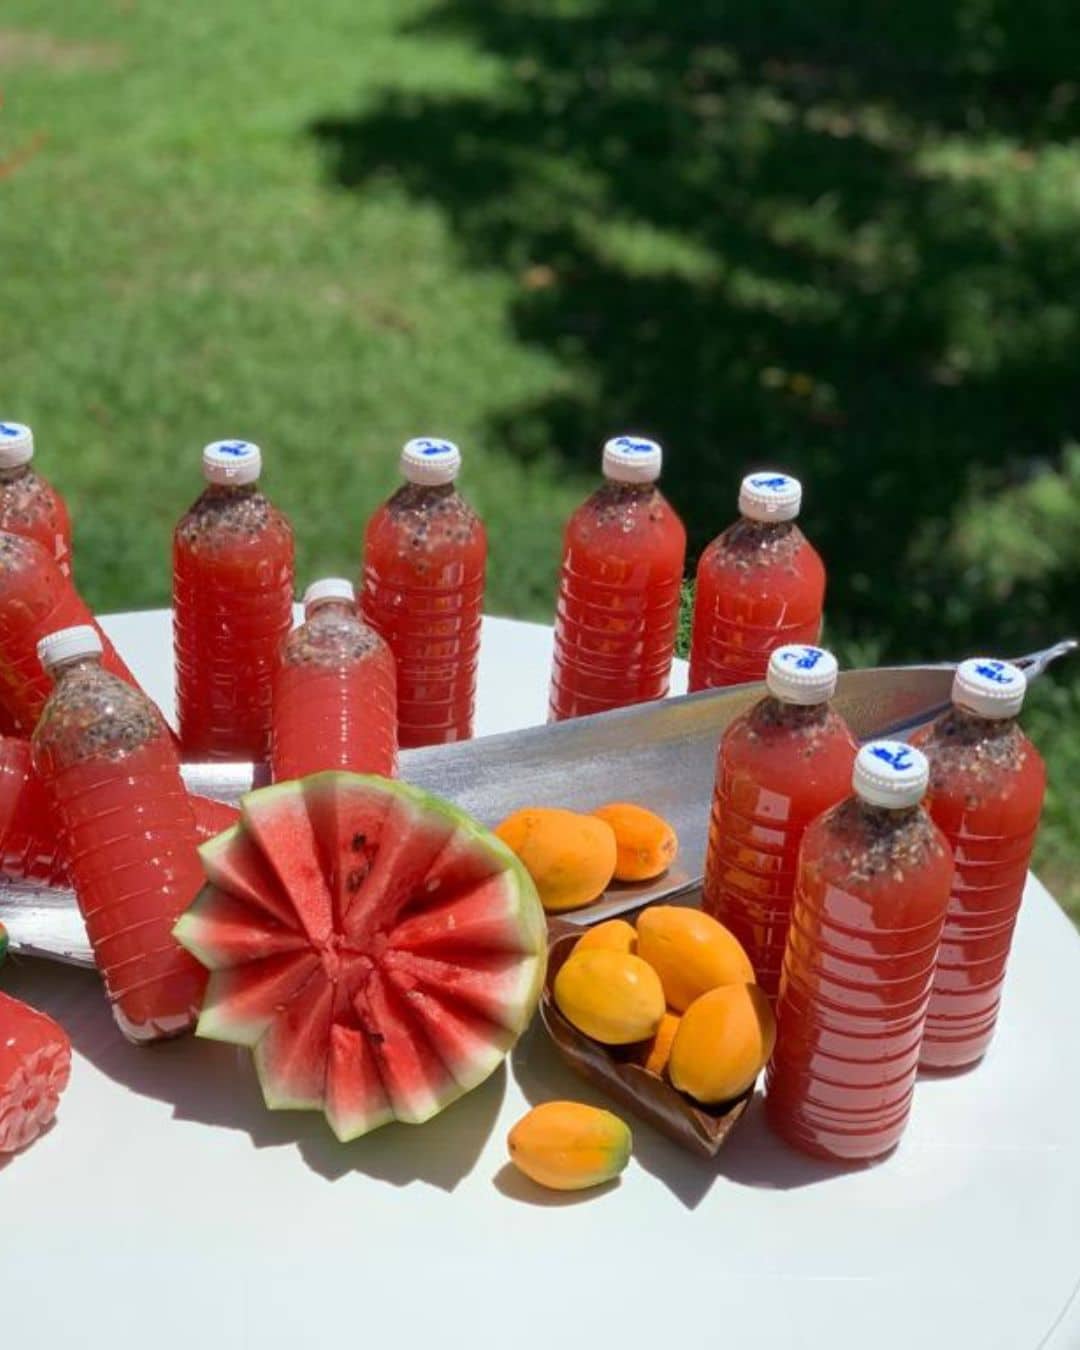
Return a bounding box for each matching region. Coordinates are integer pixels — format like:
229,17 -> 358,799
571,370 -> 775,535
175,774 -> 546,1142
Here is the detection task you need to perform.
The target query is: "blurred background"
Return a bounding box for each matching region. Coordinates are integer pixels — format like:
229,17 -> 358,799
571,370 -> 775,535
2,1 -> 1077,914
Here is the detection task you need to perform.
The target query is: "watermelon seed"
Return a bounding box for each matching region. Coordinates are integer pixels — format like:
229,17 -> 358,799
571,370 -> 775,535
347,865 -> 369,893
351,833 -> 366,852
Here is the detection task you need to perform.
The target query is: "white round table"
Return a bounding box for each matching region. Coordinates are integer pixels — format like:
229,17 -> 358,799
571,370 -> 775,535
3,612 -> 1079,1350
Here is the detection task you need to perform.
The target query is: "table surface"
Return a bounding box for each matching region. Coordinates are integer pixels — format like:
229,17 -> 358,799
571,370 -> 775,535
3,612 -> 1079,1350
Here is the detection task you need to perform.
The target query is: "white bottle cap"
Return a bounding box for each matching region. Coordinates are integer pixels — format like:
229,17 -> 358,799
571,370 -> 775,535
766,644 -> 838,705
0,422 -> 34,468
37,625 -> 103,671
853,740 -> 929,809
400,438 -> 461,486
602,435 -> 663,484
739,471 -> 802,522
303,577 -> 355,614
202,440 -> 262,485
952,658 -> 1026,719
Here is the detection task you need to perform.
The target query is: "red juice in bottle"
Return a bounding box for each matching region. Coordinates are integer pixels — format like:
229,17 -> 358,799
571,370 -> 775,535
702,645 -> 857,998
0,735 -> 64,883
0,422 -> 72,575
0,734 -> 233,886
190,794 -> 239,841
174,440 -> 295,761
361,438 -> 486,748
0,530 -> 143,733
272,577 -> 397,781
689,472 -> 825,691
548,436 -> 686,721
766,741 -> 953,1162
32,626 -> 208,1043
0,990 -> 72,1154
911,659 -> 1045,1070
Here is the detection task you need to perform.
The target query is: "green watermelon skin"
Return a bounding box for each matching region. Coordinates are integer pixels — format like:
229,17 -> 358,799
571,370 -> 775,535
175,774 -> 546,1141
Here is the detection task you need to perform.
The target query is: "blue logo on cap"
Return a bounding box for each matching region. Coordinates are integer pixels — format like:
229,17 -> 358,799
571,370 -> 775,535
217,441 -> 251,457
0,424 -> 21,438
973,660 -> 1016,685
750,475 -> 791,491
613,436 -> 655,455
779,646 -> 825,671
869,744 -> 914,773
414,439 -> 452,457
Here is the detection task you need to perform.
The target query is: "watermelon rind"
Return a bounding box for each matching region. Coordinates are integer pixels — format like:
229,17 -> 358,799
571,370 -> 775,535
176,772 -> 547,1142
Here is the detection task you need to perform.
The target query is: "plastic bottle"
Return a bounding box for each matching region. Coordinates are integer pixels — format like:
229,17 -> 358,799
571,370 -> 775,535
0,732 -> 235,888
689,472 -> 825,691
360,438 -> 486,747
0,530 -> 144,734
32,626 -> 208,1043
702,644 -> 857,999
272,578 -> 397,781
765,741 -> 954,1161
0,735 -> 65,883
0,989 -> 71,1154
548,436 -> 686,721
0,422 -> 72,574
174,440 -> 295,761
910,659 -> 1046,1069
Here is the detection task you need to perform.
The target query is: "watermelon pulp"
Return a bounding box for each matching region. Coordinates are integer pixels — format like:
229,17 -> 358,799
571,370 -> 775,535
175,773 -> 547,1140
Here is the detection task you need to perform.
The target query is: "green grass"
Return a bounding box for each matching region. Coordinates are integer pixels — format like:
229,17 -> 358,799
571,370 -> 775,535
1,0 -> 1077,916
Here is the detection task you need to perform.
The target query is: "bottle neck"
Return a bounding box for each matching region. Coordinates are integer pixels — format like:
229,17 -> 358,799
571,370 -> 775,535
939,704 -> 1018,744
853,798 -> 920,827
0,463 -> 30,484
400,480 -> 455,497
601,478 -> 655,494
47,655 -> 103,682
203,481 -> 258,500
754,696 -> 830,729
306,599 -> 354,623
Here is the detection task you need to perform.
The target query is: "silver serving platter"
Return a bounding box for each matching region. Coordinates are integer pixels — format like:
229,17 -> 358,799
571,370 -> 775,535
1,639 -> 1073,968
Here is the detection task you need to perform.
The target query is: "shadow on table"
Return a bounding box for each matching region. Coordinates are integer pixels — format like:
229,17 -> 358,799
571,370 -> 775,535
514,1019 -> 867,1199
3,957 -> 503,1193
715,1094 -> 874,1191
511,1019 -> 721,1210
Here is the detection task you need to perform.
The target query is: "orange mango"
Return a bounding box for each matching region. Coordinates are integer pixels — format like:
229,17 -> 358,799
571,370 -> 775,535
635,905 -> 755,1012
508,1101 -> 632,1191
592,802 -> 678,882
554,949 -> 665,1045
668,984 -> 776,1103
495,807 -> 616,912
572,919 -> 637,956
636,1010 -> 681,1077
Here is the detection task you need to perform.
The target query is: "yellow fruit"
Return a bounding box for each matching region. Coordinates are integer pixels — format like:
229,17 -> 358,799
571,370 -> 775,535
495,807 -> 617,912
635,1011 -> 681,1076
592,802 -> 678,882
635,905 -> 755,1012
668,984 -> 776,1104
508,1101 -> 632,1191
572,919 -> 637,956
553,949 -> 665,1045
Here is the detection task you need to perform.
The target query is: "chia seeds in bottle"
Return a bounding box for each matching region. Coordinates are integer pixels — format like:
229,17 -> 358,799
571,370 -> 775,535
702,645 -> 857,998
272,577 -> 397,781
910,659 -> 1046,1070
765,740 -> 954,1162
548,436 -> 686,721
0,422 -> 72,575
689,472 -> 825,691
0,529 -> 145,734
360,439 -> 486,747
32,626 -> 208,1043
173,440 -> 295,761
